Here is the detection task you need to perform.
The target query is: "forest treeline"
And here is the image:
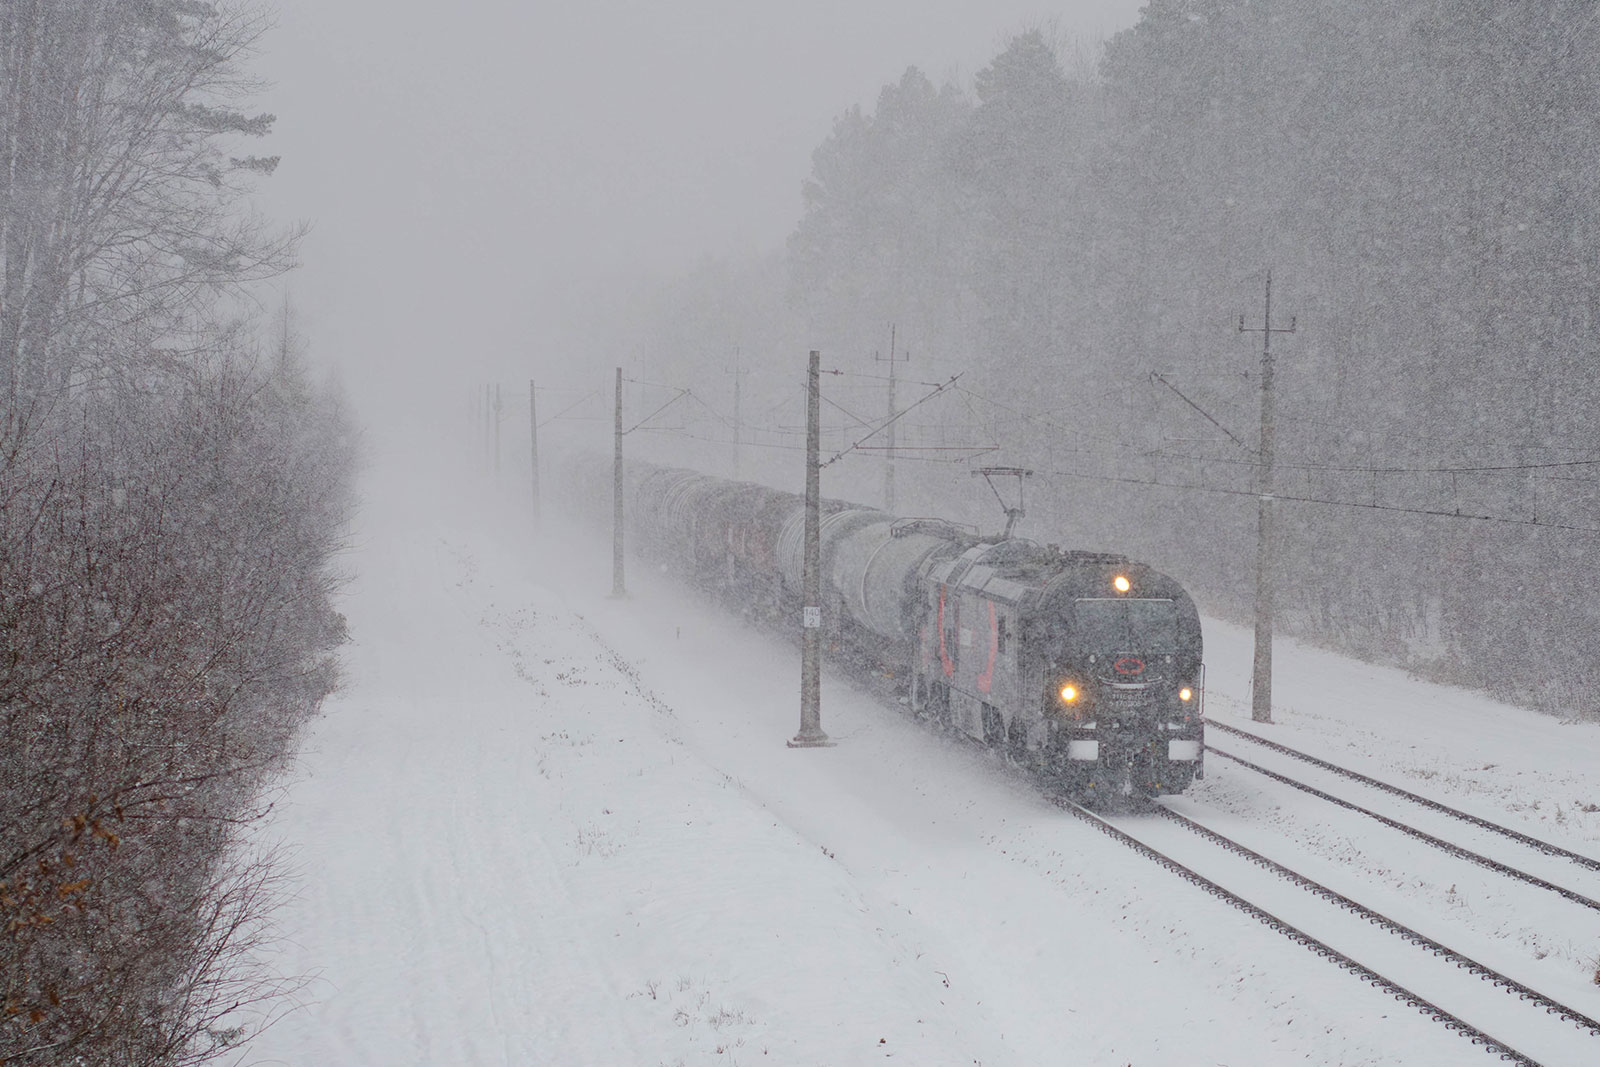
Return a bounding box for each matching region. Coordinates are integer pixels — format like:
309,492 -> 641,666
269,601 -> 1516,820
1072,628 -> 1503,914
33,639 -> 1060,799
1,3 -> 352,1063
636,1 -> 1600,716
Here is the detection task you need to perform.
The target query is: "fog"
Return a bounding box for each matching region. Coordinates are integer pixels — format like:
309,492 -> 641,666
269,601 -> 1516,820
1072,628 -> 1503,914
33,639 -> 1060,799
252,0 -> 1145,426
247,3 -> 1600,717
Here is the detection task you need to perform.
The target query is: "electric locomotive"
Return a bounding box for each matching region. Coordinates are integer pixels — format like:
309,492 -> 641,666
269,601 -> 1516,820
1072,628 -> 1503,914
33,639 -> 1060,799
909,537 -> 1204,797
568,456 -> 1205,798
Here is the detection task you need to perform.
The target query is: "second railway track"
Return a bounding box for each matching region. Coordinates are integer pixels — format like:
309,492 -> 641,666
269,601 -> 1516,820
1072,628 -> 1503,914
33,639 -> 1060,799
1203,740 -> 1600,914
1205,719 -> 1600,874
1053,790 -> 1600,1067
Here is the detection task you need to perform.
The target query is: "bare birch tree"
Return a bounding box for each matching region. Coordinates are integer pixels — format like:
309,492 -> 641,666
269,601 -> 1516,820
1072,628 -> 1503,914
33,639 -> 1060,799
1,0 -> 299,421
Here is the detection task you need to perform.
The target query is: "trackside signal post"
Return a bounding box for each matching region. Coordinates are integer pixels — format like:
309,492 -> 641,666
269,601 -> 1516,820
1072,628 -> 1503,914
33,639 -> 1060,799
790,349 -> 833,748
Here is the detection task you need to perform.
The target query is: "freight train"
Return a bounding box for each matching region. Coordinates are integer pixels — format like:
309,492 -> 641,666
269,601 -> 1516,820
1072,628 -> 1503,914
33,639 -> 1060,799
582,457 -> 1205,798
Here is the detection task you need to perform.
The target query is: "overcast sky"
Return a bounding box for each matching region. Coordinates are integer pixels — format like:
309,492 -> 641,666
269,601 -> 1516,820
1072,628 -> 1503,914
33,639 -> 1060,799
253,1 -> 1148,413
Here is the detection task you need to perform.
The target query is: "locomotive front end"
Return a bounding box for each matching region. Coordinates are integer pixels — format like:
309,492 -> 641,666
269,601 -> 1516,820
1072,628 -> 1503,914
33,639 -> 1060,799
1042,566 -> 1204,798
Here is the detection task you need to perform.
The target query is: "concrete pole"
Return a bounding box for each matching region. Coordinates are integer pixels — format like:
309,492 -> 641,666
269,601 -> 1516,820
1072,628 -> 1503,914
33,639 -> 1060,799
790,349 -> 832,748
885,332 -> 897,513
733,357 -> 743,480
1252,325 -> 1274,721
1244,271 -> 1292,724
875,325 -> 907,513
528,379 -> 540,525
612,367 -> 626,597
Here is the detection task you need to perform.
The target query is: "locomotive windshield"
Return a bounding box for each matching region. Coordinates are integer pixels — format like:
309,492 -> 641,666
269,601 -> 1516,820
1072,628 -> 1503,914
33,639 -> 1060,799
1073,598 -> 1179,652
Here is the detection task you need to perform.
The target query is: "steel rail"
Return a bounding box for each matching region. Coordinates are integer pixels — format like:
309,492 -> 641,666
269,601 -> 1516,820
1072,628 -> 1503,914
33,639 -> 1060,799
1207,745 -> 1600,913
1207,720 -> 1600,873
1147,801 -> 1600,1039
1054,795 -> 1542,1065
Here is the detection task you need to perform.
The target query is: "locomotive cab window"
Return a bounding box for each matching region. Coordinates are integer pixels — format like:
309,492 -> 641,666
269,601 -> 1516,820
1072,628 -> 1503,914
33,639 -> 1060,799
1073,598 -> 1178,652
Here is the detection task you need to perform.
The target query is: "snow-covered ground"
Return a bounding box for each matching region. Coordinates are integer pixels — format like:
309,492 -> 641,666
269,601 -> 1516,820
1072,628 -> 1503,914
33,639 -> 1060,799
242,448 -> 1600,1067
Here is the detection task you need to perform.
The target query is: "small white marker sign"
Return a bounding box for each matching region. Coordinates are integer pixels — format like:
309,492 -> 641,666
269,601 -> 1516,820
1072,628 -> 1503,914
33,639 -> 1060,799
803,606 -> 822,628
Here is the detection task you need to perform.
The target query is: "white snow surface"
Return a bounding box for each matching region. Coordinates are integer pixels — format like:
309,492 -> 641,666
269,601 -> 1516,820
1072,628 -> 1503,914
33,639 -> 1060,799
243,454 -> 1600,1067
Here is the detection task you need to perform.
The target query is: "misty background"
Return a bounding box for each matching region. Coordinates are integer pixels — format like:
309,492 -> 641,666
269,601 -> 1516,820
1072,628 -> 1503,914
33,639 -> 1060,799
257,0 -> 1600,712
252,1 -> 1143,400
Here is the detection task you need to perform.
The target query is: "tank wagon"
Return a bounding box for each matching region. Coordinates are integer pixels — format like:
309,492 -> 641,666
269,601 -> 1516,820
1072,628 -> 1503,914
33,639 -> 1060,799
583,456 -> 1205,798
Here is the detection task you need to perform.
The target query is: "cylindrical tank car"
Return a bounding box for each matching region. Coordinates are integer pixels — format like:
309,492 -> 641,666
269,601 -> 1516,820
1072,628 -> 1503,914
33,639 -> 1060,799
575,456 -> 1205,798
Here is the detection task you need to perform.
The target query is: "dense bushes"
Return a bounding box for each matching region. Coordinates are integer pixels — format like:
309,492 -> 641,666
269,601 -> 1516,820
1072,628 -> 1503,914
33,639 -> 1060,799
0,352 -> 353,1064
1,1 -> 354,1061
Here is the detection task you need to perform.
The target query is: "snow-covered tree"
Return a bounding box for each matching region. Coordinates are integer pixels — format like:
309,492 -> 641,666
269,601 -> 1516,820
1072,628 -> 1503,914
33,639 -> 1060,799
788,66 -> 973,361
0,0 -> 297,416
1,5 -> 350,1063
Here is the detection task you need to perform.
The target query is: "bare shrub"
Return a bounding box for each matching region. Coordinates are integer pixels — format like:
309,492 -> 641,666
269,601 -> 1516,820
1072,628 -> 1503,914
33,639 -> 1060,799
2,349 -> 352,1063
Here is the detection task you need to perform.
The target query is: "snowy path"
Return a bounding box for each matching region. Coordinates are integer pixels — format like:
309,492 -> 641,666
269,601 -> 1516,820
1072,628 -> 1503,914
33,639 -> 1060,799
242,463 -> 1600,1066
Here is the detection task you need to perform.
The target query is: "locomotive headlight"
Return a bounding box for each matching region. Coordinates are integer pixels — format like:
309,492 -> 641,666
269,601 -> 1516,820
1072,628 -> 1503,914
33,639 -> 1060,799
1059,684 -> 1080,704
1113,575 -> 1131,593
1179,687 -> 1193,702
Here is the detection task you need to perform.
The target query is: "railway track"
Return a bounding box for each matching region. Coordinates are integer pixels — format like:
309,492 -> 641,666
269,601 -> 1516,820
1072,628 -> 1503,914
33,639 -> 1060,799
864,660 -> 1600,1062
1203,742 -> 1600,914
1206,719 -> 1600,874
1054,792 -> 1600,1066
1196,720 -> 1600,935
